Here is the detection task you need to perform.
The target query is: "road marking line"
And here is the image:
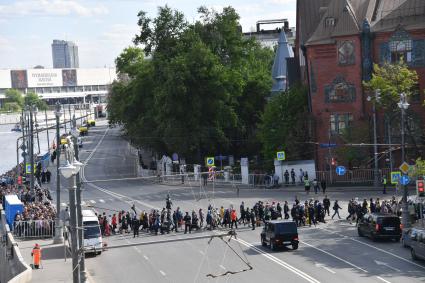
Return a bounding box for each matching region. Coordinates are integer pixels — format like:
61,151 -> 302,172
301,240 -> 368,273
159,270 -> 166,276
219,265 -> 226,270
376,276 -> 391,283
90,200 -> 96,204
323,266 -> 336,274
317,227 -> 425,271
199,250 -> 205,255
61,202 -> 67,207
99,199 -> 105,203
236,238 -> 321,283
143,255 -> 149,260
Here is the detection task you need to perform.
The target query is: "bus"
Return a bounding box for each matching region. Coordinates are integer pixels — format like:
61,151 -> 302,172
82,209 -> 103,255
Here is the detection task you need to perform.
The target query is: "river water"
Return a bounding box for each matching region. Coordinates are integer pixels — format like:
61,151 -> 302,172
0,124 -> 57,174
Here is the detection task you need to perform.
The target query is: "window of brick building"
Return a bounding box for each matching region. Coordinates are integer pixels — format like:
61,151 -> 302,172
338,41 -> 355,65
325,76 -> 356,103
330,113 -> 353,134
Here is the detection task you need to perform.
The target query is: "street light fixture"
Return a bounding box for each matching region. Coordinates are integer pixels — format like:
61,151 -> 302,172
59,155 -> 81,283
398,92 -> 410,229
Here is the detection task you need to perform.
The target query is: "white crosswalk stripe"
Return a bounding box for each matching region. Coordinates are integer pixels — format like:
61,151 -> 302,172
99,199 -> 105,203
90,200 -> 96,204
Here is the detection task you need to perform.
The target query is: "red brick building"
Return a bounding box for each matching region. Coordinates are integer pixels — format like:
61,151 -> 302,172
295,0 -> 425,170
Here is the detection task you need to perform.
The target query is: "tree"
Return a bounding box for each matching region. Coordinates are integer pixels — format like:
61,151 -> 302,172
24,92 -> 48,111
258,85 -> 313,167
4,89 -> 24,110
335,120 -> 371,168
108,5 -> 273,164
363,61 -> 419,108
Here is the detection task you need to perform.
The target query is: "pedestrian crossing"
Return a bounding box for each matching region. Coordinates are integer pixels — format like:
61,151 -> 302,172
59,190 -> 235,207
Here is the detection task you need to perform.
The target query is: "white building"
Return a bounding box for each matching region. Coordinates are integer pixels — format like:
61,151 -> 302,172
0,68 -> 116,106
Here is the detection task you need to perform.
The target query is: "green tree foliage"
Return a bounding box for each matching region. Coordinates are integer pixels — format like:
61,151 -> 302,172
108,6 -> 274,163
335,120 -> 371,168
24,92 -> 48,111
258,85 -> 312,166
4,89 -> 24,110
363,61 -> 419,108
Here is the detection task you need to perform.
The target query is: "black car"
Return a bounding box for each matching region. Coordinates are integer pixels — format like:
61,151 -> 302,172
261,220 -> 299,250
357,213 -> 401,241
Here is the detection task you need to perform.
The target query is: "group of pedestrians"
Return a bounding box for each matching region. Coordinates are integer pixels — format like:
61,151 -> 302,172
94,193 -> 357,238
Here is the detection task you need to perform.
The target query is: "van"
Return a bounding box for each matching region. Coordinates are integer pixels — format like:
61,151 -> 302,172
410,227 -> 425,261
357,213 -> 401,241
82,209 -> 103,255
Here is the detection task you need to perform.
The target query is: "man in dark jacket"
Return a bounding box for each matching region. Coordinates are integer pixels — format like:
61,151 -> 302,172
183,212 -> 191,234
323,196 -> 331,216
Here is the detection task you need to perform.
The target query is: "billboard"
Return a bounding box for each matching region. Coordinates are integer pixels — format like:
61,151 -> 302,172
11,70 -> 28,89
0,70 -> 11,88
62,69 -> 77,86
76,68 -> 116,86
27,69 -> 62,87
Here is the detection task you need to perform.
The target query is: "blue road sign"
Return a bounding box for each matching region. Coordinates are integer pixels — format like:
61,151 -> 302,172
400,175 -> 410,185
336,166 -> 346,176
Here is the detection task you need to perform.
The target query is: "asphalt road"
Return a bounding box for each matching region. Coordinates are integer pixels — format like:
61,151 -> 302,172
55,121 -> 425,283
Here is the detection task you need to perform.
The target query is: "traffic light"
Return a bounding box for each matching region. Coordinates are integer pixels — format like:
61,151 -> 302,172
331,158 -> 336,166
417,180 -> 425,197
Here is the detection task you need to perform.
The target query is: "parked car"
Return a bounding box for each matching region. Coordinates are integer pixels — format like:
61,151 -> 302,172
261,220 -> 299,250
402,227 -> 420,248
409,227 -> 425,260
357,213 -> 401,241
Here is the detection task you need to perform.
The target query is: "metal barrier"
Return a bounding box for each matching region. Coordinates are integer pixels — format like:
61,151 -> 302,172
315,168 -> 392,185
12,219 -> 55,239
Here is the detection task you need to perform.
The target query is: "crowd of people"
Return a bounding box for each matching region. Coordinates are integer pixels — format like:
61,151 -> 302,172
1,164 -> 57,237
92,192 -> 417,240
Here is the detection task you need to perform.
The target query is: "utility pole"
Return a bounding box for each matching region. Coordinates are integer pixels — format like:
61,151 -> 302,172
72,114 -> 87,282
399,93 -> 410,229
53,102 -> 64,244
45,109 -> 50,150
29,106 -> 35,197
69,173 -> 80,283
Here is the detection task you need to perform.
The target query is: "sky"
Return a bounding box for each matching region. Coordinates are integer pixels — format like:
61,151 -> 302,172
0,0 -> 296,69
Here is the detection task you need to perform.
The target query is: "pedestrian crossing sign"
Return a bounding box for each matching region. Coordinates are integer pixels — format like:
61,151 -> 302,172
206,157 -> 215,167
391,171 -> 401,185
25,163 -> 36,174
276,151 -> 286,161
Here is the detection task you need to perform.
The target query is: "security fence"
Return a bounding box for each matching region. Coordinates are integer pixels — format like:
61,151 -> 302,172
12,219 -> 55,239
315,168 -> 393,185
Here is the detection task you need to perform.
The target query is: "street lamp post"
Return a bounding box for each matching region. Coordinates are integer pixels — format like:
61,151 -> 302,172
53,102 -> 64,244
27,105 -> 36,197
368,90 -> 381,188
71,113 -> 87,282
398,93 -> 410,228
59,144 -> 83,283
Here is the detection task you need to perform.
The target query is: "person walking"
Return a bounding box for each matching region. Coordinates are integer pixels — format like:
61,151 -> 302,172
332,200 -> 342,219
313,179 -> 319,194
284,170 -> 290,185
304,177 -> 311,194
183,212 -> 191,234
382,175 -> 387,194
283,201 -> 290,219
250,209 -> 256,230
230,209 -> 238,229
320,179 -> 326,194
323,195 -> 331,216
133,217 -> 140,238
31,243 -> 42,269
290,169 -> 296,185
